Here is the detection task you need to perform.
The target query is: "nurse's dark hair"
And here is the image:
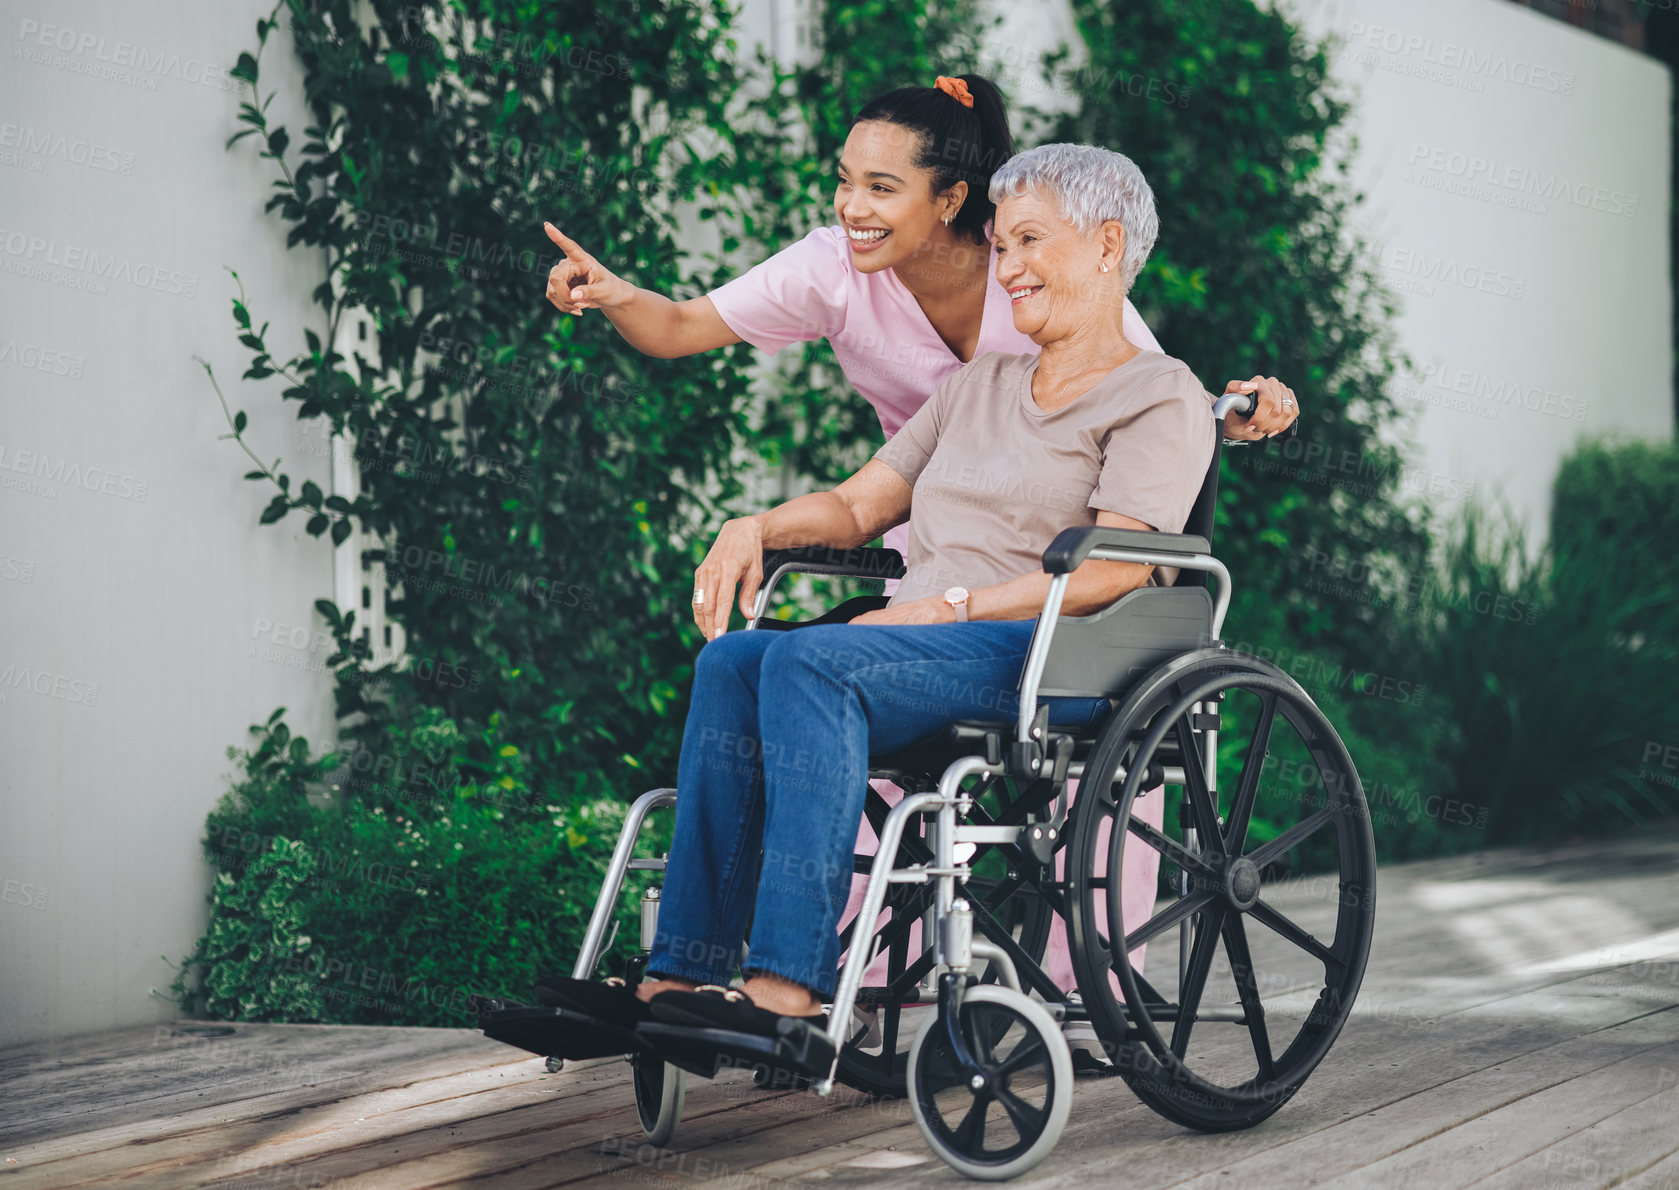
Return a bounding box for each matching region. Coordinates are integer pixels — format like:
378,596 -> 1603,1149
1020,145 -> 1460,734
851,74 -> 1014,246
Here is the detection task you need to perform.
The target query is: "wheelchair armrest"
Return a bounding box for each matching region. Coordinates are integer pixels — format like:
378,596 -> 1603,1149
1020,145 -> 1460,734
1041,526 -> 1211,575
761,545 -> 907,583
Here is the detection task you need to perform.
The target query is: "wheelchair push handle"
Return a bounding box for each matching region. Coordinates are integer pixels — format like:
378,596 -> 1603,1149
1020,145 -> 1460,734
1212,388 -> 1299,441
1211,390 -> 1256,420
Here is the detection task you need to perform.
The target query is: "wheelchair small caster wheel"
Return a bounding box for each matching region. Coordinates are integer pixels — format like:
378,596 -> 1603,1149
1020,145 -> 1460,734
907,986 -> 1072,1180
544,1056 -> 564,1074
632,1052 -> 685,1146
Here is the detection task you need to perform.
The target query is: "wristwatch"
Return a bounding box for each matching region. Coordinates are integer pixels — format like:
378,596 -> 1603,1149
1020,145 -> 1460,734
943,586 -> 970,622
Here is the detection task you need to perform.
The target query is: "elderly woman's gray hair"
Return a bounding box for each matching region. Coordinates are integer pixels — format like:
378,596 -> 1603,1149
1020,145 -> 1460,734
988,143 -> 1160,292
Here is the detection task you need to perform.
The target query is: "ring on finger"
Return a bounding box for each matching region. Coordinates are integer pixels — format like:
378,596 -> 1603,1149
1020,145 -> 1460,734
692,590 -> 706,606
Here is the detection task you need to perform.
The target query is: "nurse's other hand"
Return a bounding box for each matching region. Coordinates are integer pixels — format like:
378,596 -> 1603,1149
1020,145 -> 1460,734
849,597 -> 955,627
543,223 -> 633,315
1220,376 -> 1300,440
692,516 -> 765,640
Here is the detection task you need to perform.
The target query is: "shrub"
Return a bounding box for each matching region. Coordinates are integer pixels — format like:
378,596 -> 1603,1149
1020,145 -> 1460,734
1416,486 -> 1679,842
173,712 -> 660,1024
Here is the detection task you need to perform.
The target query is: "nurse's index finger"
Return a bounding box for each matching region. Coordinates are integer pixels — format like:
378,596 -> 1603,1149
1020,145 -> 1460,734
543,222 -> 587,261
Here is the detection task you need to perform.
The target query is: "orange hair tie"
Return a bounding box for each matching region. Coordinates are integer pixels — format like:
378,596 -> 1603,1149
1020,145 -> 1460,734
933,76 -> 974,109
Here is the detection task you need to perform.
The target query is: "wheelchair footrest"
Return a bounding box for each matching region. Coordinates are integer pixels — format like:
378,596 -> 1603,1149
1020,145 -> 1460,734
479,1004 -> 646,1062
635,1019 -> 834,1085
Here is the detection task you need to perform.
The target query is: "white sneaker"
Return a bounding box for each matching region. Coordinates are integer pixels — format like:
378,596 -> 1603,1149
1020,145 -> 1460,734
1061,992 -> 1115,1074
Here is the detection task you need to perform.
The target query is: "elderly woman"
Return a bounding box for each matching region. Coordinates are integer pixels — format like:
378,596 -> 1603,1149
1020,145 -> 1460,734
542,143 -> 1216,1058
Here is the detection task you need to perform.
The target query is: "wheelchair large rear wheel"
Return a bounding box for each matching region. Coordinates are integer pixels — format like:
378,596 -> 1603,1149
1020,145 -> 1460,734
835,782 -> 1055,1099
1066,650 -> 1376,1132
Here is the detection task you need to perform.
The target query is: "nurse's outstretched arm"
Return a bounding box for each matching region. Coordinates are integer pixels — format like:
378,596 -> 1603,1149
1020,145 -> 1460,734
543,223 -> 741,360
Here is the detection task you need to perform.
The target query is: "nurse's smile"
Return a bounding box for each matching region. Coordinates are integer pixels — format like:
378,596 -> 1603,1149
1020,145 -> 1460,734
846,226 -> 892,253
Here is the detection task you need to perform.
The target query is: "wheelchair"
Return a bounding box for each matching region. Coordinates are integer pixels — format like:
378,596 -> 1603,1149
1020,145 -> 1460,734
479,394 -> 1376,1179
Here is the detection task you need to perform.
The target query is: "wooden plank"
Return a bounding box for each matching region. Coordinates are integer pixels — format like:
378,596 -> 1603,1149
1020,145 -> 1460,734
5,1051 -> 613,1188
1619,1147 -> 1679,1190
1306,1038 -> 1679,1188
0,1023 -> 510,1150
807,987 -> 1679,1189
1466,1084 -> 1679,1189
1,833 -> 1675,1190
159,1068 -> 809,1190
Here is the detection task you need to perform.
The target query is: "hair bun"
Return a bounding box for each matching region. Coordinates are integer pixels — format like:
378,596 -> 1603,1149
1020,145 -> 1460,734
933,76 -> 974,108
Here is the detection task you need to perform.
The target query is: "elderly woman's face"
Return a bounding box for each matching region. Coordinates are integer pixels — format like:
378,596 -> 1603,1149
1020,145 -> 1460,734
833,121 -> 954,274
993,191 -> 1116,343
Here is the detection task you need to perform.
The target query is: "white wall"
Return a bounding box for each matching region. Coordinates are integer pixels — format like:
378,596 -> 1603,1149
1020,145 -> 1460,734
0,3 -> 336,1047
1283,0 -> 1673,545
981,0 -> 1671,546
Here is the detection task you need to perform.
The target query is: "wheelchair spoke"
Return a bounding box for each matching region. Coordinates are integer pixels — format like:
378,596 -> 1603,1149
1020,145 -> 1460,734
1220,911 -> 1275,1081
994,1033 -> 1048,1079
1173,718 -> 1225,851
954,1094 -> 991,1150
1171,905 -> 1227,1059
1123,888 -> 1217,953
1246,807 -> 1336,871
1126,813 -> 1220,880
993,1084 -> 1042,1140
1248,896 -> 1342,971
1223,693 -> 1276,856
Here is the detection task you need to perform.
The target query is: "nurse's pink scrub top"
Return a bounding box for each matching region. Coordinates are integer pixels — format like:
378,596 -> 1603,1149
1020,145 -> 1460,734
706,219 -> 1167,994
708,221 -> 1162,440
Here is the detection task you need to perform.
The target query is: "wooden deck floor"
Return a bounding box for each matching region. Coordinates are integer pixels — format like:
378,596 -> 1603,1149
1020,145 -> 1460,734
4,833 -> 1678,1189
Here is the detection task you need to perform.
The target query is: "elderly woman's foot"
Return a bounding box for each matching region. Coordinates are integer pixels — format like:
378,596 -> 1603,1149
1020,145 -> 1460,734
740,973 -> 823,1016
635,975 -> 699,1002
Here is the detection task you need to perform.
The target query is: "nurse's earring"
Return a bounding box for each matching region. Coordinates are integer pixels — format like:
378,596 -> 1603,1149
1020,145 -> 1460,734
942,215 -> 951,225
1099,262 -> 1110,272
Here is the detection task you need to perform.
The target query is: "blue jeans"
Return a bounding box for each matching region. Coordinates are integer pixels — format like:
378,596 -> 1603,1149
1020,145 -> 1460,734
644,620 -> 1108,998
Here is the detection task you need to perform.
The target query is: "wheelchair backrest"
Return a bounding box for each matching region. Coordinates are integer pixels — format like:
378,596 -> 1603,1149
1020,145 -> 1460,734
1173,433 -> 1225,591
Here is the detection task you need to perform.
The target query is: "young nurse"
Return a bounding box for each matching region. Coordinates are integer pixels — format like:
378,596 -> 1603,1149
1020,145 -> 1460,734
539,74 -> 1300,1064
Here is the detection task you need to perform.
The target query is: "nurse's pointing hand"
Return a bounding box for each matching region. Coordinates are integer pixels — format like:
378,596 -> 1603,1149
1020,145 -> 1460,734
543,222 -> 632,315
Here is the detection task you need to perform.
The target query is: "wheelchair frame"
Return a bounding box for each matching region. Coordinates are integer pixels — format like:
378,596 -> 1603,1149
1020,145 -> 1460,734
498,396 -> 1375,1178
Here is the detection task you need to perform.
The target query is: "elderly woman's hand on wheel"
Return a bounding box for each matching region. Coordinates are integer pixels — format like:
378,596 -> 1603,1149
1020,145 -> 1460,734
691,516 -> 766,641
1220,376 -> 1299,440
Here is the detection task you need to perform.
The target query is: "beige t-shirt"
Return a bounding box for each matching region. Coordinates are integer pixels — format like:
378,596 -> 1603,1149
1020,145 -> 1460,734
873,349 -> 1217,605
